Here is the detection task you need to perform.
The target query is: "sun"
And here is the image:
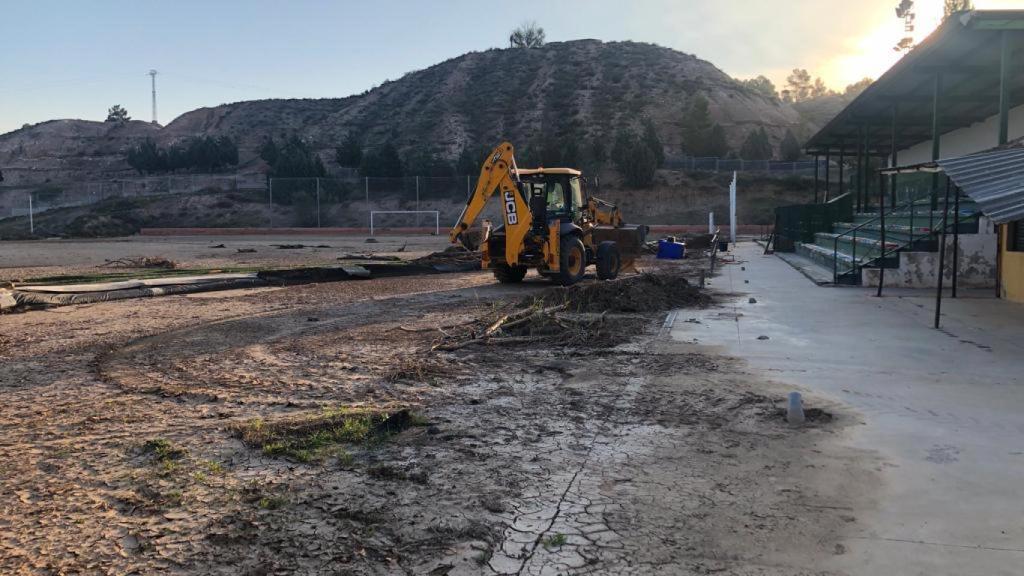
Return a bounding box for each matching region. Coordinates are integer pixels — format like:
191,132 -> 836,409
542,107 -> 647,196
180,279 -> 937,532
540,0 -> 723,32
820,2 -> 945,89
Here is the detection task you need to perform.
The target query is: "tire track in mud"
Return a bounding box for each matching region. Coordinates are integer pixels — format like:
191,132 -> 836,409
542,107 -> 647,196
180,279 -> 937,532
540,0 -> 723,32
95,285 -> 494,403
0,276 -> 505,575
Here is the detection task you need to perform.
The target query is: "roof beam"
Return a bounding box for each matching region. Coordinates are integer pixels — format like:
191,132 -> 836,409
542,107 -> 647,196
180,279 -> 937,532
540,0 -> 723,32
875,94 -> 1002,103
913,64 -> 1001,75
971,18 -> 1024,30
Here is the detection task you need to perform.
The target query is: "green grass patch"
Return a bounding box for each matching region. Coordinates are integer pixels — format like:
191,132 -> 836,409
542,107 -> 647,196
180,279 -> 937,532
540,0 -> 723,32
140,438 -> 186,462
258,496 -> 287,510
232,407 -> 414,463
542,533 -> 567,549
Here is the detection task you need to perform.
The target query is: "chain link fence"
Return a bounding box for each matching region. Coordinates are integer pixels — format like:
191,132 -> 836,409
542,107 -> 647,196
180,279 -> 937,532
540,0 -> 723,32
266,176 -> 482,229
0,174 -> 500,236
1,164 -> 826,236
664,157 -> 822,174
0,174 -> 265,218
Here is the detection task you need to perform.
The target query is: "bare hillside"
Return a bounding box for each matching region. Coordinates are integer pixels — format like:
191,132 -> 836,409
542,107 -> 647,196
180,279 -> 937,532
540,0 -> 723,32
1,40 -> 814,186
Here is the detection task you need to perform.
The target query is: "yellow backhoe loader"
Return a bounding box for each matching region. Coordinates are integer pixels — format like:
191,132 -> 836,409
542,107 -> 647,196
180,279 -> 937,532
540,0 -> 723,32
449,141 -> 647,285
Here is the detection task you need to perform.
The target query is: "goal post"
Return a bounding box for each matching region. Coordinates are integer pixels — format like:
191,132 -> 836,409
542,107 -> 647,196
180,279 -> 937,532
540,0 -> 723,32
369,210 -> 440,236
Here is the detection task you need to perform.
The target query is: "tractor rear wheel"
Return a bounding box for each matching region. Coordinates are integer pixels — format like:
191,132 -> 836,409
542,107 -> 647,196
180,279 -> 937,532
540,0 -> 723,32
555,236 -> 587,286
596,241 -> 621,280
493,263 -> 528,283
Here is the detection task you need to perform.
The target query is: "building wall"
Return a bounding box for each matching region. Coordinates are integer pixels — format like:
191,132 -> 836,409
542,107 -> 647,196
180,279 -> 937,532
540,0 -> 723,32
898,103 -> 1024,165
862,216 -> 997,288
999,224 -> 1024,302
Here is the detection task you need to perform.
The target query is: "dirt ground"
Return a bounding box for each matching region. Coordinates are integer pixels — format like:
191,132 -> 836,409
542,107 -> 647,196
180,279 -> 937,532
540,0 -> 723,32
0,257 -> 877,575
0,234 -> 448,282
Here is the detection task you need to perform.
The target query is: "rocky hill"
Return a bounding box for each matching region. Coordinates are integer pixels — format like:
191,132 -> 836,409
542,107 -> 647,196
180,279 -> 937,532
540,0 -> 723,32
1,40 -> 816,186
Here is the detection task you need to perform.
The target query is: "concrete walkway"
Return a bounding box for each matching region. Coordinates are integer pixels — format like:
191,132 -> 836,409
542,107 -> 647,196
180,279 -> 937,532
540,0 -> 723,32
671,242 -> 1024,576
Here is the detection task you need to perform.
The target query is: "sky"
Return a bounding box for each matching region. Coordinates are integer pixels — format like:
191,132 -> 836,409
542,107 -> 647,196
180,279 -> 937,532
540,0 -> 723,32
1,0 -> 1020,135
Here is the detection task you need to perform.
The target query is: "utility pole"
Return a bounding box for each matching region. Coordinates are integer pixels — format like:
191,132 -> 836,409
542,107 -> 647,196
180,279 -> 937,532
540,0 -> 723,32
149,70 -> 158,125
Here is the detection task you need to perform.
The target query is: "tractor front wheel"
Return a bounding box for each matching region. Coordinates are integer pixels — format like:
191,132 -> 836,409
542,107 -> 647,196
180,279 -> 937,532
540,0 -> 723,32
555,236 -> 587,286
596,241 -> 621,280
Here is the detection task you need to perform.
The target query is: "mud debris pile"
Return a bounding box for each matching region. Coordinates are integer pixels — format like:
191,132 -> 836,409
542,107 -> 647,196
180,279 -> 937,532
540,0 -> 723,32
434,271 -> 710,350
408,246 -> 482,268
544,270 -> 711,313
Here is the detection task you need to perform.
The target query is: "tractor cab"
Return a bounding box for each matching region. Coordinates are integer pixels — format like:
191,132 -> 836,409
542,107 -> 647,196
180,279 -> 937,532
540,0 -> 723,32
517,168 -> 585,232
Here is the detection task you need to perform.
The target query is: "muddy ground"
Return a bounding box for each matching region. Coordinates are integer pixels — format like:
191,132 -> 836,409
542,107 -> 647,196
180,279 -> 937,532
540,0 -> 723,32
0,234 -> 443,283
0,262 -> 877,575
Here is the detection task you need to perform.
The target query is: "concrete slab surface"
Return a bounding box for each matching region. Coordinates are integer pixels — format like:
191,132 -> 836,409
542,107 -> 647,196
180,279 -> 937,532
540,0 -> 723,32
671,242 -> 1024,576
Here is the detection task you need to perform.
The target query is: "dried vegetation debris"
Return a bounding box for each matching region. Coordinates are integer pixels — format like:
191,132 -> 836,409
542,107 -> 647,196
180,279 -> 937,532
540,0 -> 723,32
99,256 -> 178,269
381,354 -> 458,385
433,271 -> 710,351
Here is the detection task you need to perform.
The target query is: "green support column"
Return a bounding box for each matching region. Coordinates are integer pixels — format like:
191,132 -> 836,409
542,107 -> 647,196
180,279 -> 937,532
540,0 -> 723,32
999,31 -> 1012,146
824,151 -> 831,203
856,128 -> 864,212
931,73 -> 942,211
890,106 -> 899,207
813,154 -> 820,203
839,142 -> 845,200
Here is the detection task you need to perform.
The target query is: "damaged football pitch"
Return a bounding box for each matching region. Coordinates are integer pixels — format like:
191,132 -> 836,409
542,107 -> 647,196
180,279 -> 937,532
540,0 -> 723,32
0,263 -> 870,575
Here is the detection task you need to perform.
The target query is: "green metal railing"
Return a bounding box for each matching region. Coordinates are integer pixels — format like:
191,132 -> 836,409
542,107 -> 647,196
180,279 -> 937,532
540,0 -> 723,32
832,186 -> 975,284
831,188 -> 934,283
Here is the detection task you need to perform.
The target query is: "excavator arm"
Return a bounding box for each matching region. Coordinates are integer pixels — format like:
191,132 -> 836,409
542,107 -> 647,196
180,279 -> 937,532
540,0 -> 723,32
586,196 -> 624,227
449,141 -> 533,266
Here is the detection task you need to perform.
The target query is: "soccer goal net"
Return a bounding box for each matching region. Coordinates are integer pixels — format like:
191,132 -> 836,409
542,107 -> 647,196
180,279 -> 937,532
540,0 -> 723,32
369,210 -> 441,236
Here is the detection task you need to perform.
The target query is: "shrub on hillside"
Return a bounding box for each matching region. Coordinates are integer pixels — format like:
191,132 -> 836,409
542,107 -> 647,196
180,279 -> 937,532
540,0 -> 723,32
612,130 -> 657,188
126,136 -> 239,174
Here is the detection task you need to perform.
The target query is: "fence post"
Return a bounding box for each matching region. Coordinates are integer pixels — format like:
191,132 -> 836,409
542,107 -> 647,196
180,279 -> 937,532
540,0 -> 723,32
316,177 -> 321,228
466,175 -> 471,199
28,193 -> 34,236
269,178 -> 273,229
415,176 -> 420,226
364,176 -> 369,204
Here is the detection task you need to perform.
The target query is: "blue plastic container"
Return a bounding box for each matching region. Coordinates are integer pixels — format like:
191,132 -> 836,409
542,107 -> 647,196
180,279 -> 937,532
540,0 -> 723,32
656,238 -> 685,259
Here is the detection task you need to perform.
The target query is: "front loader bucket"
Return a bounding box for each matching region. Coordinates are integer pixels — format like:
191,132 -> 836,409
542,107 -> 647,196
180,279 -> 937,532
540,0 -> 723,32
593,225 -> 647,271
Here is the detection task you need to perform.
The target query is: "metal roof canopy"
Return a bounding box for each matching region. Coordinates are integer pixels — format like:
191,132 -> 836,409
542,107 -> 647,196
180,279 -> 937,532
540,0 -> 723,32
805,10 -> 1024,156
937,147 -> 1024,224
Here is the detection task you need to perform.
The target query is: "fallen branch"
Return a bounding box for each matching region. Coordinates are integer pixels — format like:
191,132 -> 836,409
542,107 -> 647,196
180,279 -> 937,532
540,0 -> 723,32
484,303 -> 568,337
99,256 -> 176,269
431,303 -> 568,351
394,319 -> 476,333
431,334 -> 544,352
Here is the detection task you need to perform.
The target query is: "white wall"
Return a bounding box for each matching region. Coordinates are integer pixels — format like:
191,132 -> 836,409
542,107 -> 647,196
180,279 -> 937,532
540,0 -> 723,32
898,103 -> 1024,165
861,216 -> 997,288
